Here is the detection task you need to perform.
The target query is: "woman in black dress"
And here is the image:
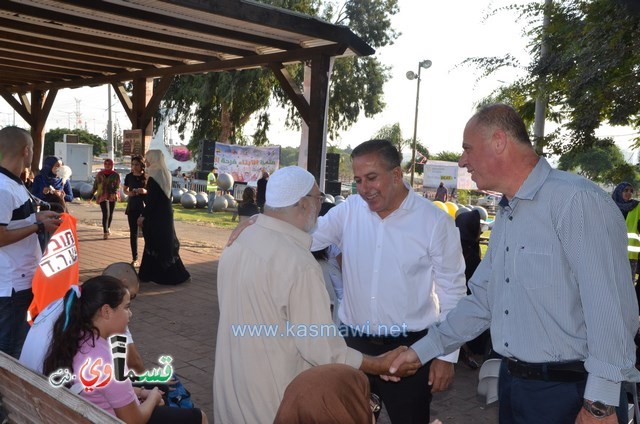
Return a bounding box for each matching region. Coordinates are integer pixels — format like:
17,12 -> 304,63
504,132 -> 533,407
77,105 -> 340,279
123,155 -> 147,267
137,150 -> 190,285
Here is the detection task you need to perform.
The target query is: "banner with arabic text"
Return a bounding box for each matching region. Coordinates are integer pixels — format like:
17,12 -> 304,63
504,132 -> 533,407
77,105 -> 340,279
214,143 -> 280,183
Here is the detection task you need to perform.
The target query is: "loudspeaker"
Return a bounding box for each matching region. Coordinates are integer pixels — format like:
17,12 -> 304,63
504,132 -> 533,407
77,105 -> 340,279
198,140 -> 216,172
325,180 -> 341,197
325,153 -> 340,181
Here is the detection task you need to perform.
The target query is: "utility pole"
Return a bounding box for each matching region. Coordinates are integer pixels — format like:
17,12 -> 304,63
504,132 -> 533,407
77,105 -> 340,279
108,85 -> 113,160
533,0 -> 552,155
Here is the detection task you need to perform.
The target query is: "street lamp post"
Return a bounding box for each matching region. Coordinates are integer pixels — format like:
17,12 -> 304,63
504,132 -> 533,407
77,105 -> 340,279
406,59 -> 432,188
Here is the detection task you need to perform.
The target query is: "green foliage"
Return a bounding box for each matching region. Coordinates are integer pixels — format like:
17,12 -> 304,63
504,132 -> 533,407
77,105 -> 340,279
44,128 -> 106,158
456,189 -> 470,205
280,146 -> 299,167
557,141 -> 640,185
432,151 -> 461,162
466,0 -> 640,154
372,123 -> 409,157
162,0 -> 399,150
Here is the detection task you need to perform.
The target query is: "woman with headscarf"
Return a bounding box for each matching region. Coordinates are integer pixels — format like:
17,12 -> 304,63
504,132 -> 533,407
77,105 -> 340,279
137,150 -> 190,285
612,182 -> 640,280
274,364 -> 374,424
92,158 -> 120,239
32,156 -> 73,212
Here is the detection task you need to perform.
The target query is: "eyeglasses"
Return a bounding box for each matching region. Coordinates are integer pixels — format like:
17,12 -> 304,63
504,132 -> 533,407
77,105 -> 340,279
305,192 -> 324,203
369,393 -> 381,414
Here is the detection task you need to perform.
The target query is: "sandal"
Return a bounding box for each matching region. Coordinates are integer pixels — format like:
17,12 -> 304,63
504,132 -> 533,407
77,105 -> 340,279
103,233 -> 109,240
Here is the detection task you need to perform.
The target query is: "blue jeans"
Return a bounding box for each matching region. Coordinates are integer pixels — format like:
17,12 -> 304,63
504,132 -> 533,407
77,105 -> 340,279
207,191 -> 217,213
0,288 -> 33,358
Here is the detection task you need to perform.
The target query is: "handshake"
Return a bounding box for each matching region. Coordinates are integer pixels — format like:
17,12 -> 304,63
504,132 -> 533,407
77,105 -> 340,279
365,346 -> 422,380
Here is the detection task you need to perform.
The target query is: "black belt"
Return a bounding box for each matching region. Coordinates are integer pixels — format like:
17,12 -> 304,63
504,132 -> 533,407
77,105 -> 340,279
351,328 -> 428,346
505,358 -> 586,383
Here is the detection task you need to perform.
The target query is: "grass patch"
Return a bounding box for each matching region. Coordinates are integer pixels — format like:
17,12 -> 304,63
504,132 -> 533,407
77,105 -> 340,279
171,204 -> 237,229
115,201 -> 237,229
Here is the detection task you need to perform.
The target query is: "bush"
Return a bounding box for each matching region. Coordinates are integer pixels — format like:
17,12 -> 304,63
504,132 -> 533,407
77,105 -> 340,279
173,146 -> 191,161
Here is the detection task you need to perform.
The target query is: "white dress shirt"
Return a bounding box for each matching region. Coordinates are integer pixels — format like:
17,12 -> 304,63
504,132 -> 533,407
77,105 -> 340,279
312,188 -> 466,362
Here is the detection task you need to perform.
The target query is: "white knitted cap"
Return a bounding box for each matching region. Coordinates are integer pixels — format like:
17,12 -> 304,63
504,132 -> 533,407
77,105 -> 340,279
266,166 -> 316,208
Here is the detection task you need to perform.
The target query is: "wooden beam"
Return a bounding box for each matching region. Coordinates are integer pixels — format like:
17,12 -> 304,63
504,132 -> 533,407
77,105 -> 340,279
16,44 -> 347,94
54,0 -> 299,51
1,1 -> 257,58
0,18 -> 220,64
0,89 -> 32,126
112,83 -> 135,125
140,77 -> 174,131
269,63 -> 310,125
307,54 -> 332,183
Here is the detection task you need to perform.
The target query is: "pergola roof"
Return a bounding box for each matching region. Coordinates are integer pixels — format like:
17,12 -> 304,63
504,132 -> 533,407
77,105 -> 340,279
0,0 -> 374,94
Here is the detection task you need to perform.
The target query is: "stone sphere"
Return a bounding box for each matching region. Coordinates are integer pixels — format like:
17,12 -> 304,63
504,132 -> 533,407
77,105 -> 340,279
195,193 -> 208,208
187,190 -> 197,196
212,196 -> 228,212
455,206 -> 472,217
334,196 -> 345,205
432,201 -> 448,213
323,193 -> 335,204
222,193 -> 236,208
171,188 -> 184,204
71,181 -> 84,198
79,183 -> 94,200
444,202 -> 458,217
217,173 -> 234,191
473,206 -> 489,221
181,193 -> 197,209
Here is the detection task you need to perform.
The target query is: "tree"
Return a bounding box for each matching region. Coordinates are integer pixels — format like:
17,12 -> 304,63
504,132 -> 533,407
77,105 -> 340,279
280,146 -> 299,167
160,0 -> 399,151
465,0 -> 640,155
43,128 -> 107,159
432,151 -> 461,162
372,123 -> 410,157
557,141 -> 640,185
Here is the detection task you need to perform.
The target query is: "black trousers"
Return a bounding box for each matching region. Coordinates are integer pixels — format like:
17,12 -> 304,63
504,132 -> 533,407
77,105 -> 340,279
99,200 -> 116,233
345,331 -> 432,424
499,360 -> 628,424
127,210 -> 143,261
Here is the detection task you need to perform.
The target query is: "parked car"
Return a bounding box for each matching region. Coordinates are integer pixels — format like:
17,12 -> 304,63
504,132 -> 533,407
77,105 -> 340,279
477,195 -> 500,207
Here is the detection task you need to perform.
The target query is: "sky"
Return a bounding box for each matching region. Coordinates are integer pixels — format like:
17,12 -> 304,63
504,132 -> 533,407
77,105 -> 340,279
0,0 -> 636,160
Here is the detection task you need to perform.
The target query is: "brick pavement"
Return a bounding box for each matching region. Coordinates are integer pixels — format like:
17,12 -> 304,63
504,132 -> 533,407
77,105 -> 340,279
71,202 -> 498,423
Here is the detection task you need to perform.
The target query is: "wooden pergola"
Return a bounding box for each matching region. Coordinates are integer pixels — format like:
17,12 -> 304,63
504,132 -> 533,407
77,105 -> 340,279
0,0 -> 374,181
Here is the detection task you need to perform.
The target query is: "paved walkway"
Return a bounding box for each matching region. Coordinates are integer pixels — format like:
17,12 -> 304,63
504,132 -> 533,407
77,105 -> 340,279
68,202 -> 498,423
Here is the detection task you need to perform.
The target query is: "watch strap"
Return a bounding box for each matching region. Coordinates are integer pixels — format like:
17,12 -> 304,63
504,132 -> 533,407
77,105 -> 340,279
36,221 -> 45,234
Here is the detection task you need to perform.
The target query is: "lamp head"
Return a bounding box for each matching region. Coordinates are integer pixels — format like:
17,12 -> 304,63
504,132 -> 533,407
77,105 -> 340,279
406,70 -> 417,80
420,59 -> 432,69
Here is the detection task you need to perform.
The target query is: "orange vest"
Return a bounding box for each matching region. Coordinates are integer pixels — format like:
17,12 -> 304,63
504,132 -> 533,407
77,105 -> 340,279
28,213 -> 79,324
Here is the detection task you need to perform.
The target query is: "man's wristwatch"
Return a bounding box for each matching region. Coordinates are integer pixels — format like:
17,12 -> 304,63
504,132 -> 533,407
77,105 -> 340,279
36,222 -> 45,234
583,400 -> 616,418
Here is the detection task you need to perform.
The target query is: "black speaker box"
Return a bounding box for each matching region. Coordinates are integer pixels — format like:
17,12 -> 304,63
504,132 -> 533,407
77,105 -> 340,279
325,180 -> 341,196
198,140 -> 216,171
325,152 -> 340,181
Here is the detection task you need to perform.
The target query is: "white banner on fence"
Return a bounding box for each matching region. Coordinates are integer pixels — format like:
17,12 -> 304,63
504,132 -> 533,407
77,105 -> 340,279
423,160 -> 477,190
214,143 -> 280,183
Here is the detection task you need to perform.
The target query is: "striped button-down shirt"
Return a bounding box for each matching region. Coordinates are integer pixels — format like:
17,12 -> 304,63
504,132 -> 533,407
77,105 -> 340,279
412,158 -> 640,405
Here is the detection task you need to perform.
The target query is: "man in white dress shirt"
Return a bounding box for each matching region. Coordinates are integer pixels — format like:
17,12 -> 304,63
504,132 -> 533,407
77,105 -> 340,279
311,139 -> 467,423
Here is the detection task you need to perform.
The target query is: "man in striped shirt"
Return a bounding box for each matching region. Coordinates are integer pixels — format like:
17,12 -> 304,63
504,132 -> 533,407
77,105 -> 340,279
0,127 -> 61,358
389,104 -> 640,423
